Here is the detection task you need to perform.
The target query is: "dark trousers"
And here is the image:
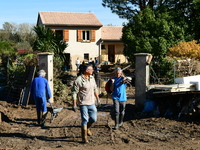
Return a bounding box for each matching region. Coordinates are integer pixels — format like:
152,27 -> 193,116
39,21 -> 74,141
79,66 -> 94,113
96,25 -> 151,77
113,99 -> 126,116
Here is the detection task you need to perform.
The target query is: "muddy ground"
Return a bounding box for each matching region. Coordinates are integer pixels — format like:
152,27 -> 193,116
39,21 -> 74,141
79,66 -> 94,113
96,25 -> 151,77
1,72 -> 200,150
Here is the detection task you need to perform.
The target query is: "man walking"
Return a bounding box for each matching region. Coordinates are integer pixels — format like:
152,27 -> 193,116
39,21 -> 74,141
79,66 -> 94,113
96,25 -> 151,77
31,69 -> 52,127
71,64 -> 101,143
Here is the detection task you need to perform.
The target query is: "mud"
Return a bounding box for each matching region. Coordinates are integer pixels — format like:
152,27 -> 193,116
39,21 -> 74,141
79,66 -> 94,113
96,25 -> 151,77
1,73 -> 200,150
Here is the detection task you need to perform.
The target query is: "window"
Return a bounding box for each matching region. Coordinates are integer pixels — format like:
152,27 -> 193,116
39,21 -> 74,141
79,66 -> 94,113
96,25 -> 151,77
84,53 -> 89,60
101,45 -> 106,49
77,30 -> 95,42
55,30 -> 63,40
52,29 -> 69,41
82,31 -> 90,41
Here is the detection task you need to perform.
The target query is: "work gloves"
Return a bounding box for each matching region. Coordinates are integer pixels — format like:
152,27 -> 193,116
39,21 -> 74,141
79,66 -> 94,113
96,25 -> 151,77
96,99 -> 101,108
72,105 -> 78,112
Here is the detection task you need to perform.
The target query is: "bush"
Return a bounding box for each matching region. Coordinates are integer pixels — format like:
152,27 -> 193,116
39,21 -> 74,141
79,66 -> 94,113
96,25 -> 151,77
168,40 -> 200,60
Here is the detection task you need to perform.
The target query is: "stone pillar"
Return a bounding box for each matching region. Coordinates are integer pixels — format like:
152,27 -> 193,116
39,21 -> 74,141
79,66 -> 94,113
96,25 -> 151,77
38,52 -> 54,103
134,53 -> 152,110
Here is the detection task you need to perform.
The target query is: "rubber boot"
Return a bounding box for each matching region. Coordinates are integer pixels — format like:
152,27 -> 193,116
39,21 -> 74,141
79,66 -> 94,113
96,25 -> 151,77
37,111 -> 42,125
87,122 -> 93,136
41,111 -> 48,127
81,125 -> 89,143
119,114 -> 124,127
114,115 -> 119,129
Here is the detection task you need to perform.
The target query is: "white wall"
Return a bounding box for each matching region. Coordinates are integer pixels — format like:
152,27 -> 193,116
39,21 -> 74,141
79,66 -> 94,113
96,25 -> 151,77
64,28 -> 101,70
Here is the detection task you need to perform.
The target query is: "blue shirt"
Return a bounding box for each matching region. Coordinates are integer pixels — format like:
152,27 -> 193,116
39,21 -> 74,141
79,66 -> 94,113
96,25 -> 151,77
31,76 -> 52,99
112,76 -> 127,101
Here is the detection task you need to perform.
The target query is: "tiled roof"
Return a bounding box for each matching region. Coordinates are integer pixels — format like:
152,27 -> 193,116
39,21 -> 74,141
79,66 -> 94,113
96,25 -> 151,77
101,26 -> 123,40
38,11 -> 103,26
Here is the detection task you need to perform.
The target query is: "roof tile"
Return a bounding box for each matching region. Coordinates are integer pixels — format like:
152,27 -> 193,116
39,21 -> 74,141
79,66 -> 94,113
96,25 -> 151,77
101,26 -> 123,40
39,11 -> 103,26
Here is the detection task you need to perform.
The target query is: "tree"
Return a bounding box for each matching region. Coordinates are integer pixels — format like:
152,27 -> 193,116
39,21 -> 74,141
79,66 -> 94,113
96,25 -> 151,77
33,25 -> 68,69
0,41 -> 16,69
3,22 -> 17,33
102,0 -> 195,19
102,0 -> 200,41
189,0 -> 200,41
168,40 -> 200,60
17,23 -> 36,46
33,25 -> 56,52
0,22 -> 36,51
122,7 -> 185,62
102,0 -> 170,19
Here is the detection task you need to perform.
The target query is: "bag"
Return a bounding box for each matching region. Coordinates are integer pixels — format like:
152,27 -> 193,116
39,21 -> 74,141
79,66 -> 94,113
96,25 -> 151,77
105,79 -> 112,94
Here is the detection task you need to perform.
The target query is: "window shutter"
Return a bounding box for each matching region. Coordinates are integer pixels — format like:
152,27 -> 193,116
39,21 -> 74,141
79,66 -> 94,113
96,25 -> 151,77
77,30 -> 82,42
91,30 -> 95,42
64,29 -> 69,41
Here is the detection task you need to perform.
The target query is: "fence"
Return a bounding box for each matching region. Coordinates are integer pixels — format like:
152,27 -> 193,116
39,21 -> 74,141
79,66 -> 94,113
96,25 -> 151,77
149,58 -> 200,85
2,64 -> 35,105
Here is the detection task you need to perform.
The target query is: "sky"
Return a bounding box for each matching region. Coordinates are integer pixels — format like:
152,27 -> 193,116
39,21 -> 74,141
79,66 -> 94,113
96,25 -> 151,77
0,0 -> 127,29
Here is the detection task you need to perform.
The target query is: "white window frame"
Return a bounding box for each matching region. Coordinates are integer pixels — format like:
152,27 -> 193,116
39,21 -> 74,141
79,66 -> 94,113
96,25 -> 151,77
82,30 -> 90,41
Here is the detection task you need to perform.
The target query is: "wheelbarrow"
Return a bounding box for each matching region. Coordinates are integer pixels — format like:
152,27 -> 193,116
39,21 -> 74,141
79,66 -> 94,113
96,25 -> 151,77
47,102 -> 63,123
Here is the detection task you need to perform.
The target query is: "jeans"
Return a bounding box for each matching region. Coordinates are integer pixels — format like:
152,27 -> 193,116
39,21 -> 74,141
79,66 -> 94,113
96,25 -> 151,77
76,64 -> 80,71
80,104 -> 97,125
113,99 -> 126,116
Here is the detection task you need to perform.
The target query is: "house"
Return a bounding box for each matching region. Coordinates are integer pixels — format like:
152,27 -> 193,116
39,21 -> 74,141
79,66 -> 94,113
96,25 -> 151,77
37,11 -> 127,70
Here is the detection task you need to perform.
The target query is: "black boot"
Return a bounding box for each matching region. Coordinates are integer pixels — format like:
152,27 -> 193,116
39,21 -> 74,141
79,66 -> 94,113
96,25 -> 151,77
114,115 -> 119,129
37,111 -> 42,125
119,114 -> 124,127
41,112 -> 48,127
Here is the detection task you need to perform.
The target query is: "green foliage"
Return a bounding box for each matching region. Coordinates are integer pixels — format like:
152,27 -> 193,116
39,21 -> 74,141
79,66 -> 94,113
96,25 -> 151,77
102,0 -> 199,41
9,64 -> 26,77
0,22 -> 35,49
122,7 -> 185,62
0,41 -> 17,68
15,41 -> 33,51
16,53 -> 38,66
33,25 -> 68,68
150,57 -> 175,84
189,0 -> 200,40
102,0 -> 162,19
53,76 -> 69,103
0,41 -> 15,55
33,25 -> 55,52
53,72 -> 71,104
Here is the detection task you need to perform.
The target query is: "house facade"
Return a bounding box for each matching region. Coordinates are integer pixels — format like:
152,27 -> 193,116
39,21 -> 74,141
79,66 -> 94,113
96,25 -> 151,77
37,11 -> 127,70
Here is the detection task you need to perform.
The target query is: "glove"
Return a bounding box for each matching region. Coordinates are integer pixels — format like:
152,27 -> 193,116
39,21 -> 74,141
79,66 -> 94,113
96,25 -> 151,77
96,99 -> 101,108
72,105 -> 78,112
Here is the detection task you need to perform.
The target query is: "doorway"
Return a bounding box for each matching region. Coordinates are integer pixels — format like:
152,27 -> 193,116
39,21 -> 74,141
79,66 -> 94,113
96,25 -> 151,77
108,45 -> 115,63
64,53 -> 71,71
